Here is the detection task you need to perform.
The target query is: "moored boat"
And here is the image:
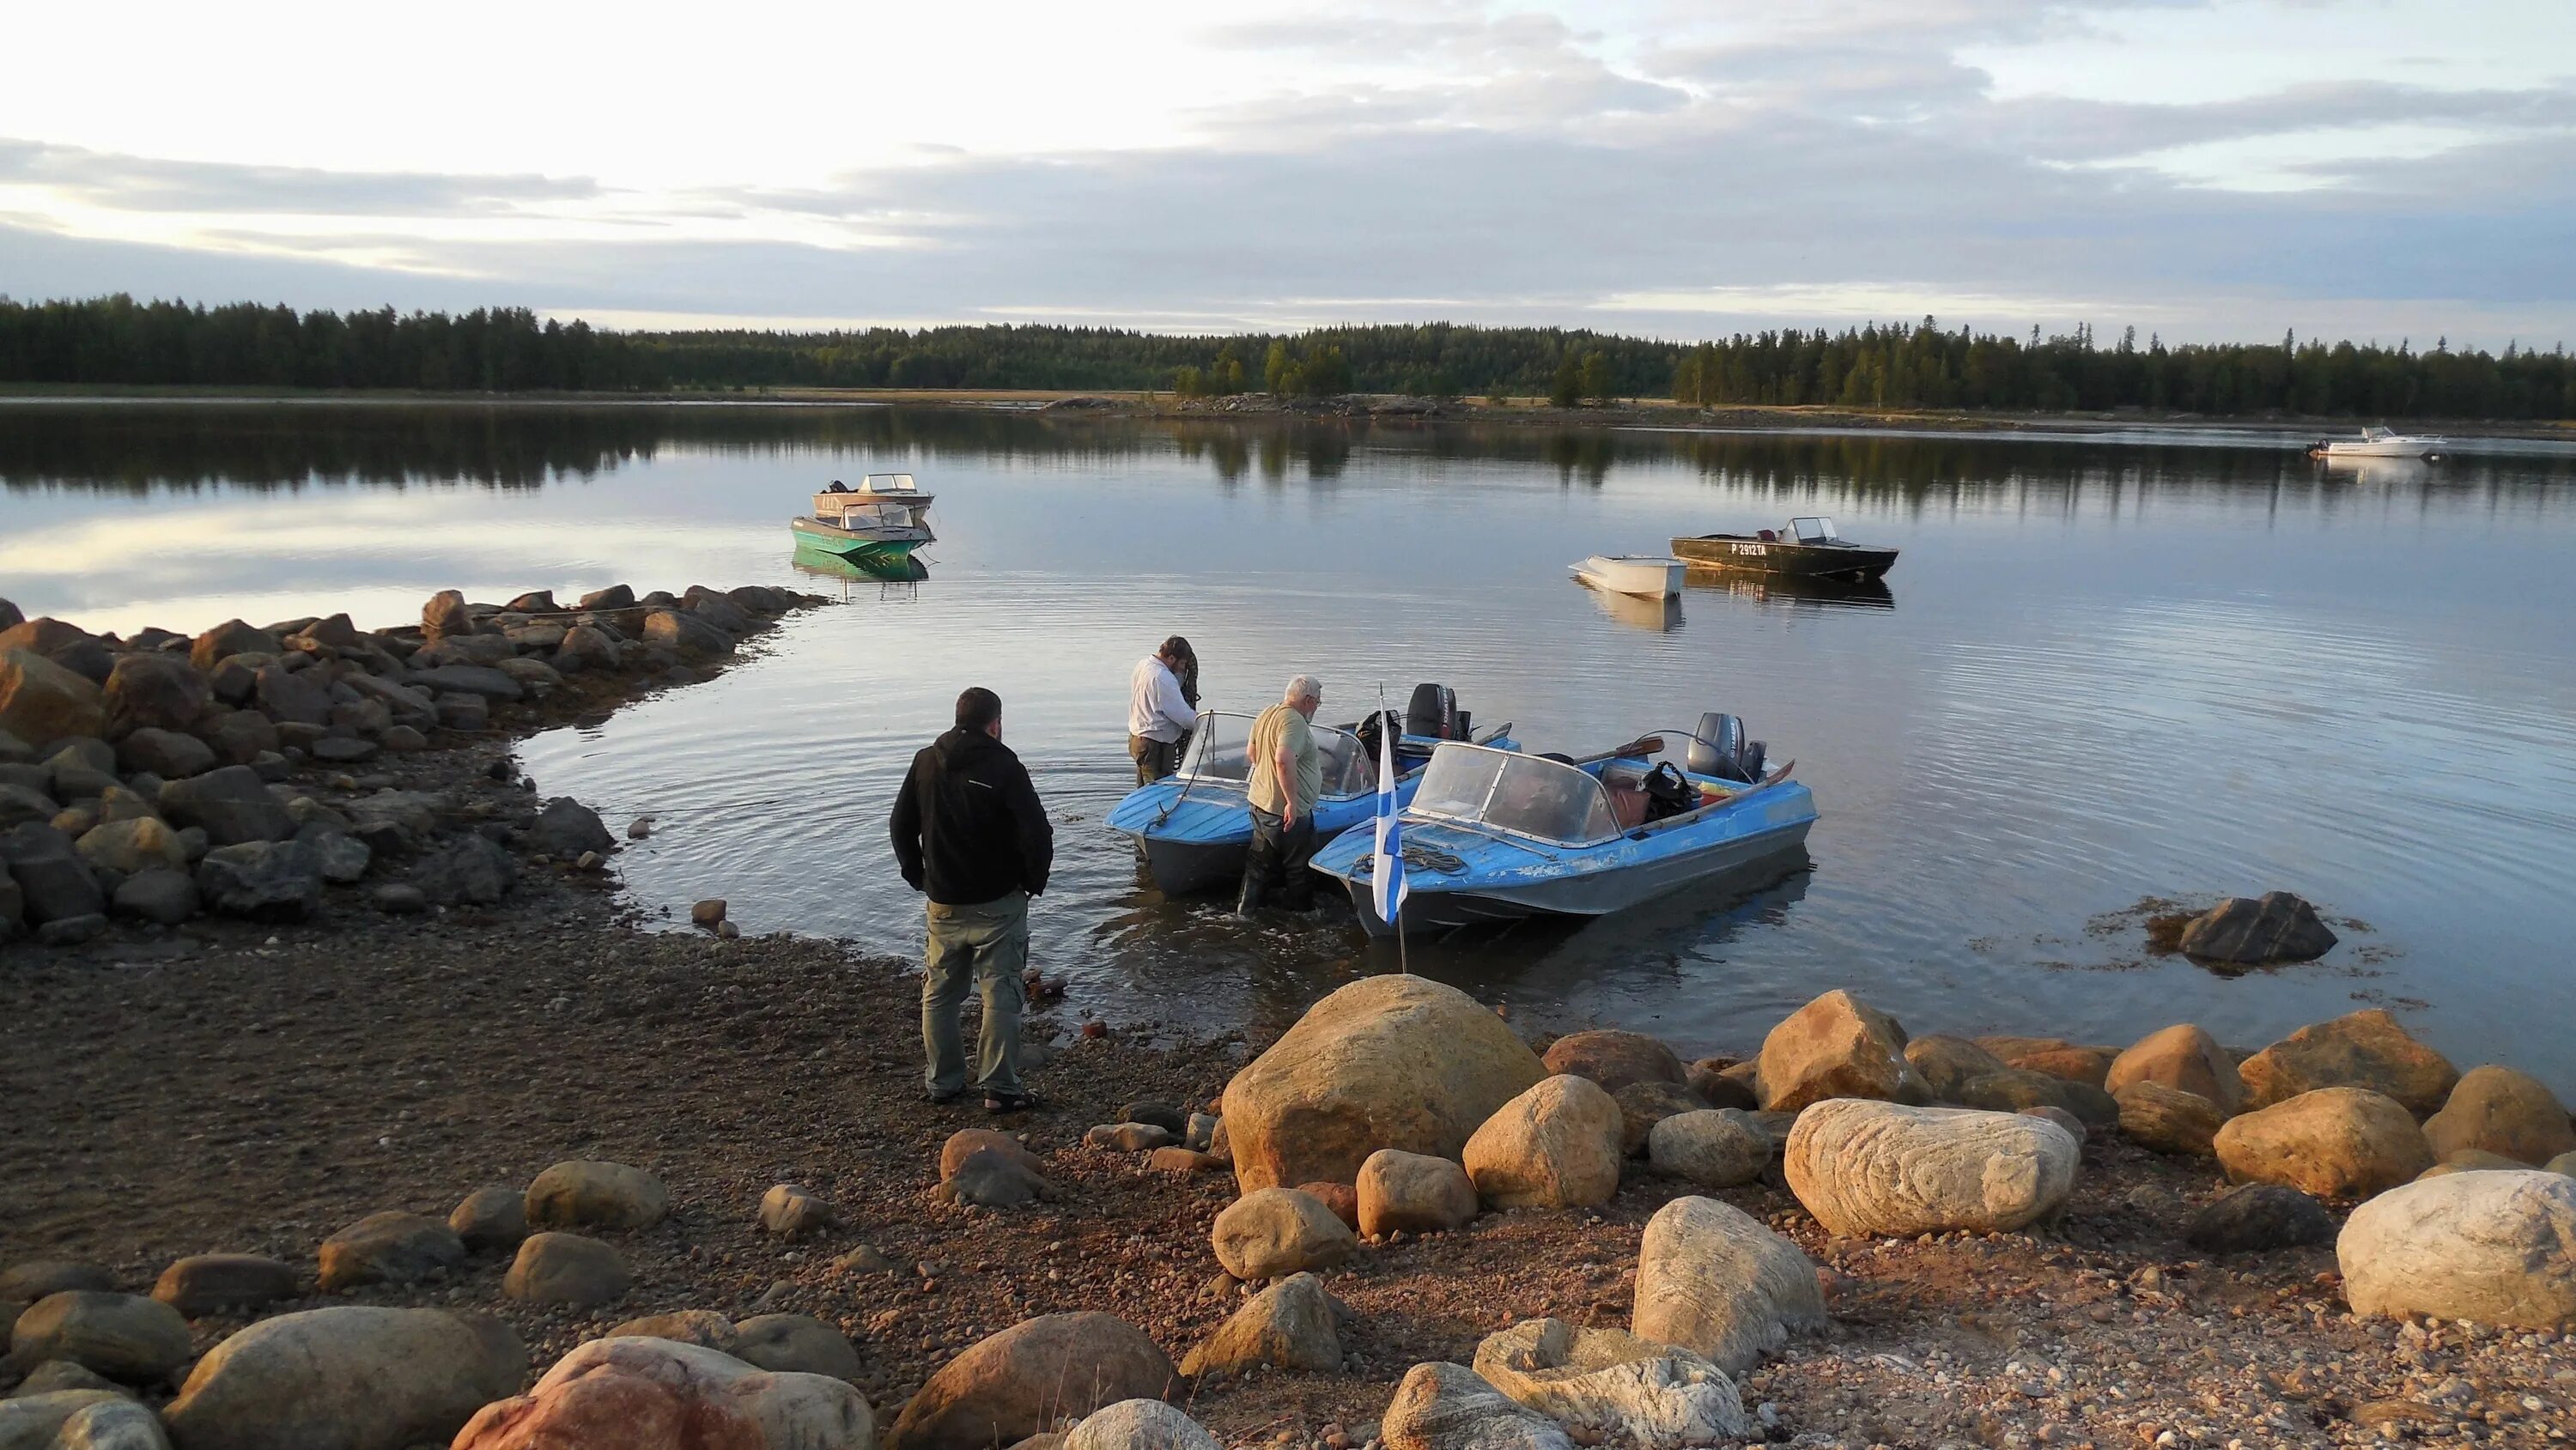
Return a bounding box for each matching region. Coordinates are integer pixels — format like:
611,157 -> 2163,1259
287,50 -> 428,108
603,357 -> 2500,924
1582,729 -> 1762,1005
1571,555 -> 1686,598
2307,427 -> 2445,460
787,474 -> 936,562
1109,684 -> 1516,896
1309,714 -> 1815,935
1669,516 -> 1897,581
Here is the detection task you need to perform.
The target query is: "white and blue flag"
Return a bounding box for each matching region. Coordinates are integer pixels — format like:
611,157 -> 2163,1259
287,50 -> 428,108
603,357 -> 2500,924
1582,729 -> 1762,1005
1370,715 -> 1407,925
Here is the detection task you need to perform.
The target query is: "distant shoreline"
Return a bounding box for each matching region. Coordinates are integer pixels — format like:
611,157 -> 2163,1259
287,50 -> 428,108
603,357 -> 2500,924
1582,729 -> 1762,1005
3,383 -> 2570,441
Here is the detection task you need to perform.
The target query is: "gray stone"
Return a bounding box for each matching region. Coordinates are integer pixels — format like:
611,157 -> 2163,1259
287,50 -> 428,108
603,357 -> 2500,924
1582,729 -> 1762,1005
203,713 -> 277,767
35,913 -> 110,946
448,1186 -> 529,1252
641,609 -> 734,659
252,665 -> 332,727
151,1255 -> 297,1319
50,1395 -> 171,1448
188,622 -> 279,671
1382,1362 -> 1575,1450
194,840 -> 323,922
2184,1183 -> 2338,1252
758,1184 -> 838,1238
316,1212 -> 467,1292
1178,1271 -> 1342,1375
1785,1100 -> 2081,1237
1210,1187 -> 1357,1280
420,590 -> 475,640
0,1392 -> 133,1449
732,1312 -> 863,1380
603,1310 -> 739,1354
0,651 -> 107,751
1646,1110 -> 1770,1190
529,798 -> 612,858
434,694 -> 489,731
1064,1400 -> 1218,1450
410,834 -> 516,906
101,654 -> 211,740
161,1306 -> 525,1450
524,1160 -> 669,1230
9,1358 -> 127,1398
2339,1169 -> 2576,1328
308,736 -> 377,765
6,1292 -> 192,1382
1631,1196 -> 1826,1374
299,828 -> 371,883
0,822 -> 105,924
1471,1319 -> 1753,1450
158,767 -> 293,846
0,783 -> 58,830
409,665 -> 522,701
687,591 -> 755,634
368,883 -> 428,914
110,870 -> 197,925
2178,891 -> 2338,963
551,626 -> 619,673
76,817 -> 188,875
0,1264 -> 115,1307
501,1233 -> 629,1308
45,747 -> 119,802
111,728 -> 213,784
578,584 -> 635,611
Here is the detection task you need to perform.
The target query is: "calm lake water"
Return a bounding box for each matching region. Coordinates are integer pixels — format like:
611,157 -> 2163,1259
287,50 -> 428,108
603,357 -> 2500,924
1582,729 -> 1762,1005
9,403 -> 2576,1090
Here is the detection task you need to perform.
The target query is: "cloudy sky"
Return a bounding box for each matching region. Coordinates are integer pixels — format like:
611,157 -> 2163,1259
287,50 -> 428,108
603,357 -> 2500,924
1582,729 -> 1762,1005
3,0 -> 2570,345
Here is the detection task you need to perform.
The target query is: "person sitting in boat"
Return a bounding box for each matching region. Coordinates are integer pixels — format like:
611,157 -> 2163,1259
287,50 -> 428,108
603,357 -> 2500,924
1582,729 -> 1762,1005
1127,635 -> 1200,786
1238,674 -> 1324,913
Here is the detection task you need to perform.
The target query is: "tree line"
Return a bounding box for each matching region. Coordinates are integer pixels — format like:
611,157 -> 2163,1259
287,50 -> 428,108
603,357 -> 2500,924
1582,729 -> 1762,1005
3,294 -> 2569,419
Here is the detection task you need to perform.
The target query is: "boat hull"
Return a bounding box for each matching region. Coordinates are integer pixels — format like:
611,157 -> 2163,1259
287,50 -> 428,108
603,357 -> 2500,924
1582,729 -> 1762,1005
1670,536 -> 1897,581
2321,441 -> 2440,459
789,518 -> 931,561
1334,817 -> 1815,937
1141,836 -> 1252,896
1573,557 -> 1685,597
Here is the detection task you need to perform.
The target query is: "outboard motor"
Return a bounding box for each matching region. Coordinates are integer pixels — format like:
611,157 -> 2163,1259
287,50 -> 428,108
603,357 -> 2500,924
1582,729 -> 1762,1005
1354,708 -> 1403,767
1405,683 -> 1460,741
1688,712 -> 1760,784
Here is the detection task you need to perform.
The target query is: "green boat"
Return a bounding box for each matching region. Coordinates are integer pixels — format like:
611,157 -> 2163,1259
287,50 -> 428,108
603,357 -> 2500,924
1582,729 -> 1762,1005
788,473 -> 935,563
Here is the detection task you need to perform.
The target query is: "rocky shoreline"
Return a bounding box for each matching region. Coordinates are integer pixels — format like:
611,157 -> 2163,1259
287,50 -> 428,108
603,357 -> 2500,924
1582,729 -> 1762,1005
5,586 -> 2576,1450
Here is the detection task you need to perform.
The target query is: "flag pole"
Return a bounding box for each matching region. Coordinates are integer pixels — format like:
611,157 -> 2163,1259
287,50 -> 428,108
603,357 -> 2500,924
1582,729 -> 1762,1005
1378,683 -> 1412,978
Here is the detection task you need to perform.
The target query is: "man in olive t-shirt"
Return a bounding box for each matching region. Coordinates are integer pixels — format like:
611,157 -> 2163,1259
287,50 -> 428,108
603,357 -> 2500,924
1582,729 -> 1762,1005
1238,674 -> 1323,912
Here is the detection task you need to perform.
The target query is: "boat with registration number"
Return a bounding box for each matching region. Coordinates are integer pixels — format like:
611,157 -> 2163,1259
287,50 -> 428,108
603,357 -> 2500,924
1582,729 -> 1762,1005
1109,684 -> 1516,896
1669,516 -> 1898,582
787,474 -> 936,563
1309,714 -> 1814,935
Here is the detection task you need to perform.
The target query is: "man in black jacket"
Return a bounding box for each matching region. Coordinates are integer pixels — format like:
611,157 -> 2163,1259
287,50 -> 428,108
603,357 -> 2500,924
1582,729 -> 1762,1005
890,687 -> 1054,1112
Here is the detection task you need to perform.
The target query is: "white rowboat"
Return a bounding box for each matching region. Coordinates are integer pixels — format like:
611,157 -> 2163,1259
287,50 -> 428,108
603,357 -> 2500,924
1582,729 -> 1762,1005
1571,555 -> 1686,598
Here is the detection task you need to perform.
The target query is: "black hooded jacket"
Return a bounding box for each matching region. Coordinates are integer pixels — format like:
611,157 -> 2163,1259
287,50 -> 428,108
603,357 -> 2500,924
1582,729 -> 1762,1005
889,726 -> 1053,907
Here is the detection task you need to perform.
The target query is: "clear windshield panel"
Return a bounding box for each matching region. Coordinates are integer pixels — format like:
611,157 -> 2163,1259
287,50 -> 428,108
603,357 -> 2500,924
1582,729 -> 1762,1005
1314,728 -> 1373,798
1180,713 -> 1254,785
1792,516 -> 1837,543
1481,754 -> 1619,843
1412,746 -> 1508,820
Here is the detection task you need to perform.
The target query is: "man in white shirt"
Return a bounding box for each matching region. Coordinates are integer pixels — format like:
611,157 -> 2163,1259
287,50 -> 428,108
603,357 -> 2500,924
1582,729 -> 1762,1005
1127,636 -> 1200,785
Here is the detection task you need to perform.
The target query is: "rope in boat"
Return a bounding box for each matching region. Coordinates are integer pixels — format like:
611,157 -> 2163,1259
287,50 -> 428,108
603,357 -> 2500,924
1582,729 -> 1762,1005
1352,842 -> 1467,877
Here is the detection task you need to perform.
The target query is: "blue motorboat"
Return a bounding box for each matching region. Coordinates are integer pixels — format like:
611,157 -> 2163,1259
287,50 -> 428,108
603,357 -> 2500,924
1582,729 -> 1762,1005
1309,714 -> 1815,935
1109,686 -> 1516,896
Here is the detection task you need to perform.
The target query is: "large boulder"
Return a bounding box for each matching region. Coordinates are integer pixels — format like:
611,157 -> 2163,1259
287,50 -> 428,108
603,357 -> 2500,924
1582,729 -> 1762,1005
1178,1272 -> 1342,1375
1220,975 -> 1546,1193
1631,1196 -> 1826,1374
1902,1035 -> 2009,1102
7,1292 -> 191,1382
2184,1184 -> 2338,1253
1952,1069 -> 2117,1131
1471,1319 -> 1752,1450
99,654 -> 210,741
0,1392 -> 137,1449
453,1335 -> 873,1450
1064,1401 -> 1217,1450
643,610 -> 735,660
526,1160 -> 671,1230
115,728 -> 216,780
316,1211 -> 467,1292
158,767 -> 293,846
2338,1170 -> 2576,1328
2105,1023 -> 2245,1114
151,1255 -> 297,1320
0,823 -> 106,925
2177,892 -> 2337,963
420,591 -> 475,641
1646,1111 -> 1769,1190
1209,1188 -> 1355,1281
164,1307 -> 523,1450
193,840 -> 323,923
2237,1010 -> 2458,1115
251,665 -> 331,728
1756,990 -> 1923,1113
2213,1087 -> 2433,1198
1541,1031 -> 1685,1096
887,1313 -> 1177,1450
0,1262 -> 115,1306
529,798 -> 613,858
0,650 -> 106,751
2115,1082 -> 2226,1156
410,834 -> 518,906
1355,1150 -> 1478,1238
1382,1362 -> 1573,1450
408,664 -> 523,701
2421,1065 -> 2576,1167
1463,1075 -> 1623,1210
187,622 -> 280,672
76,817 -> 188,876
1784,1100 -> 2080,1237
503,1234 -> 630,1308
1611,1082 -> 1704,1158
608,1311 -> 743,1356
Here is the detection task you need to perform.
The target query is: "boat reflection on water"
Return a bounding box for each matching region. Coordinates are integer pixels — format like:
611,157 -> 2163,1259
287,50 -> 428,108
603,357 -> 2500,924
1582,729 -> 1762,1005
791,543 -> 930,585
1684,566 -> 1895,611
1580,579 -> 1686,632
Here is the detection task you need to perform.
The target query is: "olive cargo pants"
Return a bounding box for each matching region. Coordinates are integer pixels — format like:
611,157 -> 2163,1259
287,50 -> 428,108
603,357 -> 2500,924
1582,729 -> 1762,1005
921,891 -> 1028,1097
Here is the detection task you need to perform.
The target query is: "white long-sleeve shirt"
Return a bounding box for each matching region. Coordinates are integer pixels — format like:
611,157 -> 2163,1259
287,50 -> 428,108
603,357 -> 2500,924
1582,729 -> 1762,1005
1128,656 -> 1199,743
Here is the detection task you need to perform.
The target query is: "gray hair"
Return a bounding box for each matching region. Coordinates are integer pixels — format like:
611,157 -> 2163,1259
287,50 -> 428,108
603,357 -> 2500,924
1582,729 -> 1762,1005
1285,674 -> 1323,705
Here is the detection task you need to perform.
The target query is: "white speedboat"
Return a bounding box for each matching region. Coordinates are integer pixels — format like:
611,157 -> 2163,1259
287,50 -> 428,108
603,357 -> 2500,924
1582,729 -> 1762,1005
2310,427 -> 2444,460
1571,555 -> 1685,598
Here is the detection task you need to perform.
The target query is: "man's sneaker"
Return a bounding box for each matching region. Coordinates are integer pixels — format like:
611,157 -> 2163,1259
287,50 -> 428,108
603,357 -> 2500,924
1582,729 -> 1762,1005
924,1087 -> 965,1106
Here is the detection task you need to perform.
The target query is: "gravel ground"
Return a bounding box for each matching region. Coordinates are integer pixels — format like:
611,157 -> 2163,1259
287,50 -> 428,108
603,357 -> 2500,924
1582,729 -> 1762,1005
3,689 -> 2569,1450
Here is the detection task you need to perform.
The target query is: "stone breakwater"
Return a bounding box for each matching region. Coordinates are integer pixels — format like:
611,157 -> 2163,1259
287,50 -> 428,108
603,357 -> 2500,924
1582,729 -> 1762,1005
0,581 -> 817,943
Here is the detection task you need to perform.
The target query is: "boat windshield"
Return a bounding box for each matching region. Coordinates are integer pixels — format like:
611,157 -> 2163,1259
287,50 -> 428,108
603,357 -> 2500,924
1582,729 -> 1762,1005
1411,744 -> 1618,845
2361,428 -> 2393,441
861,472 -> 918,493
1790,516 -> 1838,543
1180,713 -> 1370,798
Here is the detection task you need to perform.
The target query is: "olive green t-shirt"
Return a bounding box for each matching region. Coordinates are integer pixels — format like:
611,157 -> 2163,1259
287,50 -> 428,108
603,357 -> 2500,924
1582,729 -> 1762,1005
1247,703 -> 1321,816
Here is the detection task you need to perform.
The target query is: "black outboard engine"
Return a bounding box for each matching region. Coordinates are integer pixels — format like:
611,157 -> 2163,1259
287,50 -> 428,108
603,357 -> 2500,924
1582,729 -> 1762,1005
1405,683 -> 1461,741
1687,711 -> 1765,784
1354,708 -> 1404,767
